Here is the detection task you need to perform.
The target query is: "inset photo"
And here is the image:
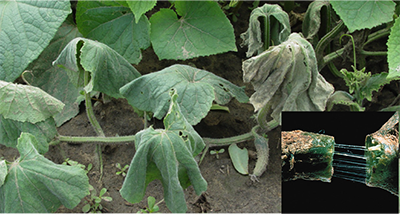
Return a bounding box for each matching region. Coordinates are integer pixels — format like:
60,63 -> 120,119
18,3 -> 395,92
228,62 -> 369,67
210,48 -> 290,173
281,112 -> 398,213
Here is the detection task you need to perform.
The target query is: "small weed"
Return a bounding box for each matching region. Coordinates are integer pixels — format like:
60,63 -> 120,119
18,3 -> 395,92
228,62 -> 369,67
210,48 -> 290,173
137,196 -> 161,213
115,163 -> 129,177
82,185 -> 112,213
210,148 -> 225,159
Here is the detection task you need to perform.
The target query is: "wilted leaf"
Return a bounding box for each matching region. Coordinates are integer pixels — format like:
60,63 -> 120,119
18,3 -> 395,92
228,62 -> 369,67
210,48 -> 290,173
0,80 -> 64,124
228,144 -> 249,175
25,15 -> 83,126
330,0 -> 395,33
120,91 -> 207,213
240,3 -> 290,57
0,0 -> 71,82
120,64 -> 248,125
53,37 -> 141,98
76,1 -> 150,64
0,133 -> 89,213
150,1 -> 236,60
326,90 -> 363,111
0,115 -> 56,154
302,0 -> 330,46
243,33 -> 334,123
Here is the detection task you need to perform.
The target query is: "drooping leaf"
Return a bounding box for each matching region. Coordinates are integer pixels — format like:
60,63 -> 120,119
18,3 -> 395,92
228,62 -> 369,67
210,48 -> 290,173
0,133 -> 89,213
228,144 -> 249,175
330,0 -> 396,33
76,1 -> 150,64
149,1 -> 237,60
120,64 -> 248,125
326,90 -> 364,111
25,15 -> 83,126
0,160 -> 6,187
0,0 -> 71,82
0,115 -> 56,154
120,91 -> 207,213
0,80 -> 64,124
387,17 -> 400,79
302,0 -> 331,46
240,3 -> 291,57
127,0 -> 157,24
53,37 -> 141,98
242,33 -> 334,123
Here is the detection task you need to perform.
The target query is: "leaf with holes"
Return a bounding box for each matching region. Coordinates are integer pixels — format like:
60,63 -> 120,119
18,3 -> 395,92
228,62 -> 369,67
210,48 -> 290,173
0,0 -> 71,82
0,133 -> 89,213
120,64 -> 248,125
120,90 -> 207,213
149,1 -> 236,60
243,33 -> 334,123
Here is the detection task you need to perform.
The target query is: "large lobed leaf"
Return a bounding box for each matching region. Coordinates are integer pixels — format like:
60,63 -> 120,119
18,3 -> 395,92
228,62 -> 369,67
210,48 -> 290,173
120,90 -> 207,213
53,37 -> 141,98
330,0 -> 396,33
150,1 -> 237,60
243,33 -> 334,123
0,133 -> 89,213
76,1 -> 150,64
0,80 -> 64,124
240,3 -> 291,57
0,0 -> 71,82
120,64 -> 249,125
25,15 -> 83,126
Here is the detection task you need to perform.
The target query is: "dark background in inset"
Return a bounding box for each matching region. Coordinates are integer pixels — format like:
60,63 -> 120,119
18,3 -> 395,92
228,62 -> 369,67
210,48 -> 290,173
281,112 -> 398,213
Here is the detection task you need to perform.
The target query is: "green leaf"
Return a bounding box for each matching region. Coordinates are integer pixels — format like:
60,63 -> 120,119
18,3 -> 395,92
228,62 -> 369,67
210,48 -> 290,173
360,72 -> 394,101
149,1 -> 237,60
25,15 -> 83,126
53,37 -> 141,98
0,115 -> 56,154
387,17 -> 400,79
0,0 -> 71,82
0,80 -> 65,124
302,0 -> 330,46
228,144 -> 249,175
82,203 -> 91,213
127,1 -> 156,24
326,90 -> 364,111
147,196 -> 156,209
242,33 -> 334,123
0,160 -> 6,187
76,1 -> 150,64
120,91 -> 207,213
120,64 -> 248,125
240,3 -> 291,57
0,133 -> 89,212
330,0 -> 396,33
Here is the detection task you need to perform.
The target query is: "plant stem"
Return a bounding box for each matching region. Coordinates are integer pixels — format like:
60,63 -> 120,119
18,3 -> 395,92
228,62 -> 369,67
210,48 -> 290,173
53,134 -> 136,144
84,70 -> 105,179
203,132 -> 254,147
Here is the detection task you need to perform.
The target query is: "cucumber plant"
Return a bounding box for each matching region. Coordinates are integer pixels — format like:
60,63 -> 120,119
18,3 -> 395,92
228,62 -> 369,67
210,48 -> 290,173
1,0 -> 399,213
